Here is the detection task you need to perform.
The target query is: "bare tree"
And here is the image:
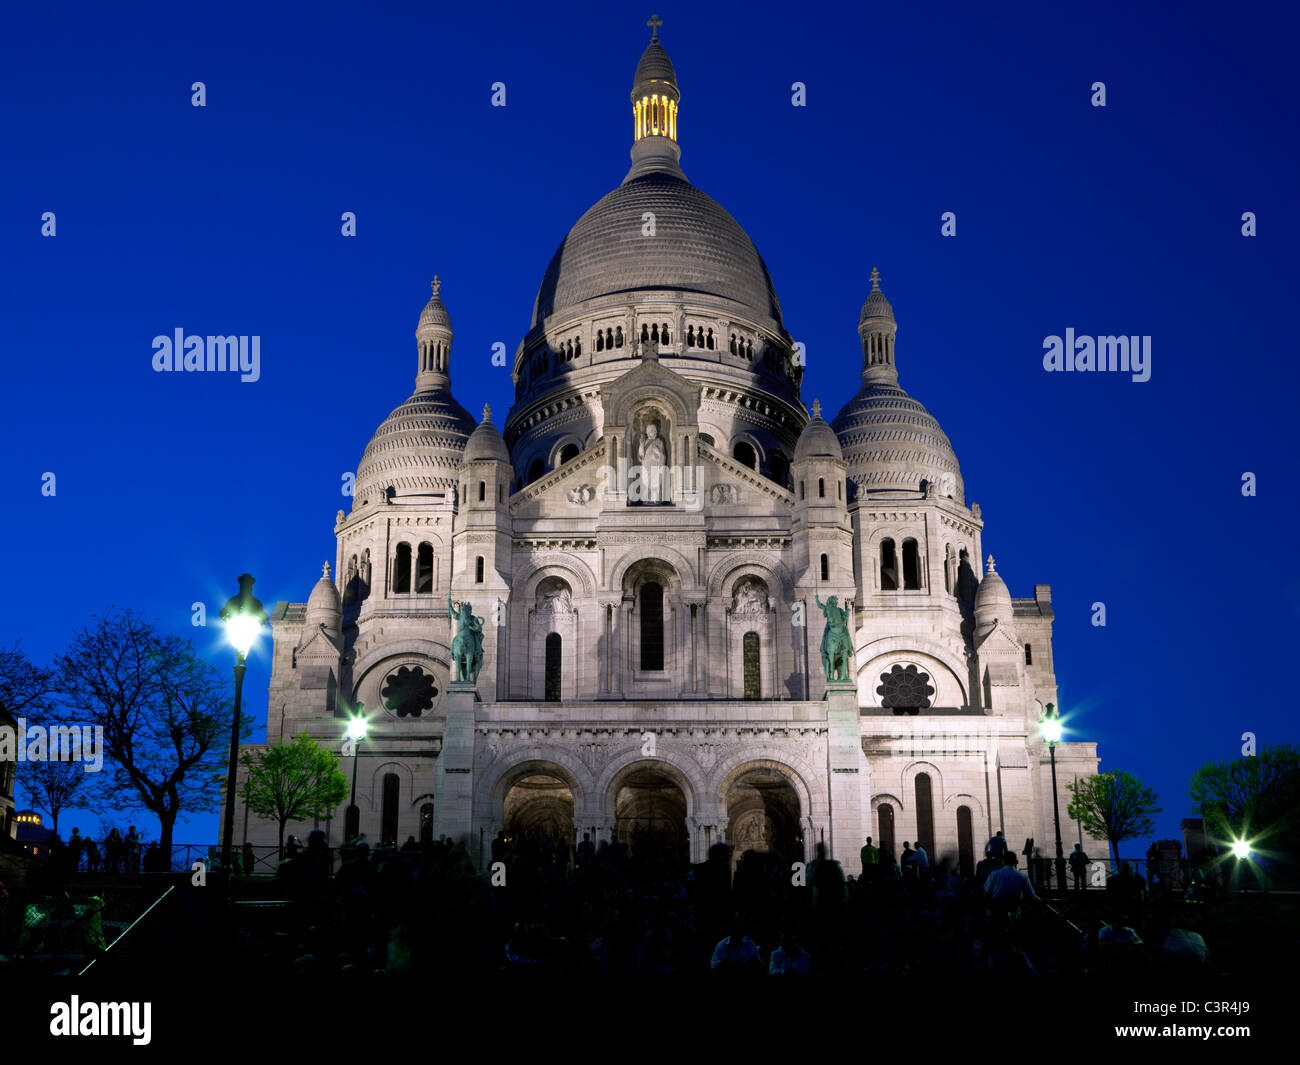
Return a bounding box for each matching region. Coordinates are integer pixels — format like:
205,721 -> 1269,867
53,608 -> 250,851
0,641 -> 56,718
15,757 -> 90,836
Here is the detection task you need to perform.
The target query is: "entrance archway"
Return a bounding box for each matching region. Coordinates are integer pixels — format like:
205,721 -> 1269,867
503,773 -> 574,842
613,767 -> 689,867
725,767 -> 803,869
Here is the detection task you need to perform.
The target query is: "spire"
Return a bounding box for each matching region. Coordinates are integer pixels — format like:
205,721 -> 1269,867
811,397 -> 822,419
322,561 -> 331,579
986,554 -> 996,573
859,267 -> 898,386
415,277 -> 454,390
625,16 -> 684,182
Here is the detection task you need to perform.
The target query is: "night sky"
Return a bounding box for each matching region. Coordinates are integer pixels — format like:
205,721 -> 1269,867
2,0 -> 1296,852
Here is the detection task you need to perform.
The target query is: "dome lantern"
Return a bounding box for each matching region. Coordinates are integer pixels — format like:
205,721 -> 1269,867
859,267 -> 898,386
415,276 -> 454,390
626,14 -> 685,182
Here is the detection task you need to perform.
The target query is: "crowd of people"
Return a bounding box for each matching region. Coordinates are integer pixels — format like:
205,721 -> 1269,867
40,826 -> 171,876
217,826 -> 1213,979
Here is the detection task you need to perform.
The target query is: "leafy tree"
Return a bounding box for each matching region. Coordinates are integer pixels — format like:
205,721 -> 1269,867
1190,744 -> 1300,859
52,608 -> 249,851
1066,770 -> 1160,865
15,757 -> 90,836
241,735 -> 348,856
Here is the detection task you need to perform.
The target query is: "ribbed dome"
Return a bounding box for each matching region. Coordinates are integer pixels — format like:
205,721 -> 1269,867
633,38 -> 676,89
794,402 -> 843,463
354,388 -> 477,504
860,288 -> 894,323
463,404 -> 511,464
531,172 -> 784,330
418,293 -> 450,331
832,382 -> 964,502
303,563 -> 342,641
974,559 -> 1012,625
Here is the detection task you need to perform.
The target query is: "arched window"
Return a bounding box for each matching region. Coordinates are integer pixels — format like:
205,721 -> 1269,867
820,553 -> 830,582
983,669 -> 992,709
527,458 -> 544,484
729,333 -> 737,355
478,480 -> 486,501
838,480 -> 842,501
393,542 -> 412,593
498,485 -> 503,503
420,802 -> 434,843
475,556 -> 484,584
545,633 -> 562,702
818,477 -> 825,498
880,538 -> 898,591
642,323 -> 650,344
914,773 -> 935,857
639,581 -> 664,671
732,441 -> 757,469
956,805 -> 974,877
768,450 -> 788,488
416,543 -> 433,594
381,772 -> 400,847
615,326 -> 623,348
878,804 -> 896,861
660,323 -> 670,344
559,443 -> 578,464
902,538 -> 921,590
742,631 -> 760,700
944,545 -> 955,594
1025,644 -> 1033,665
596,331 -> 605,352
746,339 -> 753,359
574,337 -> 581,357
707,328 -> 715,350
687,325 -> 695,347
698,433 -> 715,448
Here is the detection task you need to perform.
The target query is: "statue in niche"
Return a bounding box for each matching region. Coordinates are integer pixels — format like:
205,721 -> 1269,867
359,549 -> 371,585
633,410 -> 670,504
537,582 -> 572,615
733,579 -> 769,615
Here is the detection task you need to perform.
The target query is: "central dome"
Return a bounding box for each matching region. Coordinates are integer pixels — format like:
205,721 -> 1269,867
530,171 -> 784,332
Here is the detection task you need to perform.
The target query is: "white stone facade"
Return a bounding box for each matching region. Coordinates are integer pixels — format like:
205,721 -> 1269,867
225,28 -> 1105,875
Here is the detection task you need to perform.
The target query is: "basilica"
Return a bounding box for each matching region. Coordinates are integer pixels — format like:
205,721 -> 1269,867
228,22 -> 1104,875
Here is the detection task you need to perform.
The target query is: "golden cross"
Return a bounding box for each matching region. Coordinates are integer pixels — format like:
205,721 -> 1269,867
647,12 -> 663,37
432,275 -> 441,296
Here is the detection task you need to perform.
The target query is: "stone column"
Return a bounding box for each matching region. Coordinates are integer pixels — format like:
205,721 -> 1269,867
825,679 -> 865,875
432,682 -> 477,862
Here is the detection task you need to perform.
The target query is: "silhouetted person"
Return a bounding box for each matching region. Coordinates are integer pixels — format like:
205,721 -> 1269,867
104,829 -> 123,873
125,826 -> 141,873
142,841 -> 167,873
986,830 -> 1007,858
860,836 -> 878,881
1069,843 -> 1090,891
710,916 -> 760,973
68,828 -> 84,871
769,931 -> 811,975
576,831 -> 595,870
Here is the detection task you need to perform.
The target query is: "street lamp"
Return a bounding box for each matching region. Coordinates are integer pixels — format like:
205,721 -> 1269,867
1040,703 -> 1068,893
344,709 -> 367,840
219,574 -> 266,871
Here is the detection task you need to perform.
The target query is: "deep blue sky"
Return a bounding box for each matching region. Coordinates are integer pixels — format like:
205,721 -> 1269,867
2,0 -> 1296,852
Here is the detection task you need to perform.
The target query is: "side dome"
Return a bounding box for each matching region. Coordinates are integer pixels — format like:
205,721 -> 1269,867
463,404 -> 511,464
354,389 -> 476,503
793,399 -> 843,463
832,382 -> 964,502
530,172 -> 784,332
973,557 -> 1012,626
303,562 -> 342,642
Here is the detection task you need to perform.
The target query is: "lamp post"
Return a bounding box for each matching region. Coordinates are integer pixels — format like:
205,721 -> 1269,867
1040,703 -> 1067,894
219,574 -> 267,872
344,709 -> 367,841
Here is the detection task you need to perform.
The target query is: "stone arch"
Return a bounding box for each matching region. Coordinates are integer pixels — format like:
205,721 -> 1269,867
351,643 -> 449,716
943,790 -> 987,828
519,555 -> 597,599
368,759 -> 415,797
857,635 -> 970,708
547,434 -> 584,468
609,545 -> 698,594
711,751 -> 825,821
604,382 -> 693,428
729,430 -> 765,469
477,750 -> 593,821
706,553 -> 795,601
597,751 -> 701,822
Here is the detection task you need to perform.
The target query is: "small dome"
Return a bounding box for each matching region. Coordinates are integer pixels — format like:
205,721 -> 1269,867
303,563 -> 342,640
793,399 -> 843,463
974,556 -> 1012,625
633,38 -> 677,92
354,389 -> 477,503
860,267 -> 895,324
418,278 -> 451,333
463,404 -> 511,464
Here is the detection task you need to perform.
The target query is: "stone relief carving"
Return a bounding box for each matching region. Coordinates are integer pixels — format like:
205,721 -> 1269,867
711,484 -> 738,504
566,484 -> 596,504
731,578 -> 769,615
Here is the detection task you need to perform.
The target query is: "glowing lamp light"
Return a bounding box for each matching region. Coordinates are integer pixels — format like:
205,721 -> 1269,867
347,716 -> 368,742
1040,704 -> 1064,744
1232,839 -> 1251,860
219,574 -> 268,658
